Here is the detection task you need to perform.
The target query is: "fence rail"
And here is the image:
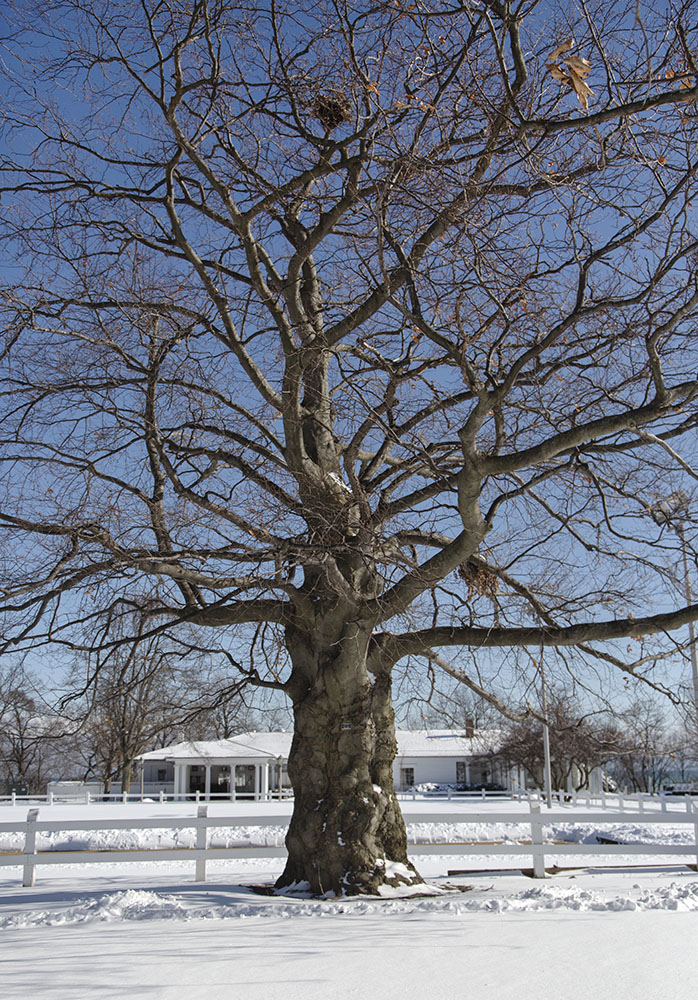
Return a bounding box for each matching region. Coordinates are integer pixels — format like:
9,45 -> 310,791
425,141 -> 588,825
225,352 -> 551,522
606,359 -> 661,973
2,787 -> 689,808
1,801 -> 697,887
0,788 -> 293,806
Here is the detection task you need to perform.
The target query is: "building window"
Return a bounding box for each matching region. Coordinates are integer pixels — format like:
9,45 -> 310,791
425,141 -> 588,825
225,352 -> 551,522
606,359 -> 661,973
456,761 -> 467,786
157,769 -> 167,782
400,767 -> 415,789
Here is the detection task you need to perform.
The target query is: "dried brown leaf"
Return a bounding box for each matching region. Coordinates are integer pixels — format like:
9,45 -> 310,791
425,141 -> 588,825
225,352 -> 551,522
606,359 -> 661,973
548,64 -> 570,84
567,68 -> 594,110
546,40 -> 593,110
565,55 -> 592,78
547,38 -> 576,63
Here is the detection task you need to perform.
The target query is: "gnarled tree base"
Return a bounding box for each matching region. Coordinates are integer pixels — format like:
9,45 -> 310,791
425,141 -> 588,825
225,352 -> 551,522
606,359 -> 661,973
277,624 -> 422,897
275,760 -> 423,896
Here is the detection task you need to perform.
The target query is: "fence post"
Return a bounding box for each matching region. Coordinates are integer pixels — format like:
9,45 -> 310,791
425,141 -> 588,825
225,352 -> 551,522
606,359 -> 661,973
159,790 -> 165,804
22,808 -> 39,887
690,798 -> 698,872
529,802 -> 546,878
683,798 -> 694,860
618,792 -> 624,812
195,805 -> 208,882
447,785 -> 452,801
412,786 -> 416,802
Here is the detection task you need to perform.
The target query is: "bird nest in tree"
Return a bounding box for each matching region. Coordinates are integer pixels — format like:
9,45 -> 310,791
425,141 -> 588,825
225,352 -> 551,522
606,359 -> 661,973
312,93 -> 352,130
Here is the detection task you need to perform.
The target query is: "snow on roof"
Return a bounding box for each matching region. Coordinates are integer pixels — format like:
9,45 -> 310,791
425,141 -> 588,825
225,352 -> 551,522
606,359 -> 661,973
138,731 -> 293,762
395,729 -> 502,757
139,729 -> 502,762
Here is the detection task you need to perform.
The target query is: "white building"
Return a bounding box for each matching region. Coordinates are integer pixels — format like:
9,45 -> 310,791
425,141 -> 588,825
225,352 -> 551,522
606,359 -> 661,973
395,729 -> 515,790
137,729 -> 524,801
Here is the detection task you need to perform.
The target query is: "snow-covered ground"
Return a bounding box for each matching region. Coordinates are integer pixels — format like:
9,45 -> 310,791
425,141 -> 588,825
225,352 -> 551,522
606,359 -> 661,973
1,799 -> 697,999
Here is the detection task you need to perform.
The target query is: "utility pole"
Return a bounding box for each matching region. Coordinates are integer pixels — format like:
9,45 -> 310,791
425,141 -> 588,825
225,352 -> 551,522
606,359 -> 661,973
650,491 -> 698,718
539,645 -> 553,809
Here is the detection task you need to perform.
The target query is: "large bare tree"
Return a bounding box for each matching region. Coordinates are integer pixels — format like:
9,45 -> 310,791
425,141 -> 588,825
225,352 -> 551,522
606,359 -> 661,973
3,0 -> 698,894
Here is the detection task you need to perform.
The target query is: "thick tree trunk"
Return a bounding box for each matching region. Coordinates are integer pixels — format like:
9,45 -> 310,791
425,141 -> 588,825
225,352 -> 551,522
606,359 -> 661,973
276,617 -> 422,896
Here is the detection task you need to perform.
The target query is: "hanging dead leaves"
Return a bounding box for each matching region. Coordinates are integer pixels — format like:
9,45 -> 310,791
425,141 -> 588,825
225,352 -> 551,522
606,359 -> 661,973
546,39 -> 593,111
458,561 -> 499,601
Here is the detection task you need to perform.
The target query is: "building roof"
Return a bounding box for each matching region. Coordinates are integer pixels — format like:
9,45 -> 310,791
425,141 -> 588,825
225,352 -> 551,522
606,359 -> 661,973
139,729 -> 501,763
139,732 -> 293,762
395,729 -> 501,757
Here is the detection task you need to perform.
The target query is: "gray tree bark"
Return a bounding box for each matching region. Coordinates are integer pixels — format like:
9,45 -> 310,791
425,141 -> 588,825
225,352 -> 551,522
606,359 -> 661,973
276,617 -> 420,895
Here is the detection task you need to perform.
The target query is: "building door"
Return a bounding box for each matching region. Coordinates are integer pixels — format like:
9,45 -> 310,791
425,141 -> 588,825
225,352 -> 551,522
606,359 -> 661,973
188,765 -> 206,794
212,765 -> 231,795
400,767 -> 415,790
235,764 -> 256,797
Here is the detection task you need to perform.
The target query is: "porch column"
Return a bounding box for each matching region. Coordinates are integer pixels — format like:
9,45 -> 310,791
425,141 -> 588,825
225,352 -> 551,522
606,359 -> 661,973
262,762 -> 270,801
465,760 -> 470,786
204,765 -> 211,801
231,764 -> 237,802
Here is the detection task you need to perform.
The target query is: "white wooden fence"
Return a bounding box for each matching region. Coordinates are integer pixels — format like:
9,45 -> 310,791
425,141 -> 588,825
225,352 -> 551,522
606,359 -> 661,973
0,788 -> 291,806
400,788 -> 695,810
1,801 -> 697,888
2,787 -> 685,807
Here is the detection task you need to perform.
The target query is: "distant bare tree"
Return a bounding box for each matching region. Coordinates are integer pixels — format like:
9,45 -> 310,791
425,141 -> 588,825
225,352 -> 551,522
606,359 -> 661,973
68,610 -> 257,790
608,699 -> 679,793
0,665 -> 69,792
499,692 -> 621,791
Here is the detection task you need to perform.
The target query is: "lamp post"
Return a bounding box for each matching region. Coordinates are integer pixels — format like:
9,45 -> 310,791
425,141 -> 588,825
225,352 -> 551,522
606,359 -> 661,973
650,491 -> 698,718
